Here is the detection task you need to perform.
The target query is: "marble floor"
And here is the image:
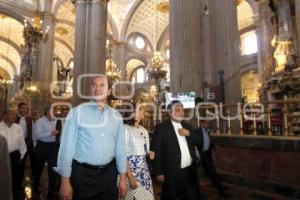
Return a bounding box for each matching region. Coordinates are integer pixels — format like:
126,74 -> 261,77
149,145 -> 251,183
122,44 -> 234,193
14,166 -> 295,200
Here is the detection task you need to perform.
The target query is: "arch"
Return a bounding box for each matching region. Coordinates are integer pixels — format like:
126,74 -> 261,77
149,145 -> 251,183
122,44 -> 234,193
120,0 -> 143,41
0,7 -> 29,26
127,32 -> 154,52
237,0 -> 255,30
56,19 -> 75,27
66,58 -> 74,68
245,0 -> 258,14
0,35 -> 22,55
55,37 -> 74,54
0,57 -> 16,78
156,26 -> 169,51
107,12 -> 119,39
53,0 -> 68,15
129,65 -> 146,81
0,67 -> 10,79
0,54 -> 17,75
125,55 -> 149,66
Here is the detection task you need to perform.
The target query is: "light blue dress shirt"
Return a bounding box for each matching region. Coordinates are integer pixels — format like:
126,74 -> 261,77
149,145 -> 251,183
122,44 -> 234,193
33,116 -> 56,143
54,102 -> 127,177
202,127 -> 211,151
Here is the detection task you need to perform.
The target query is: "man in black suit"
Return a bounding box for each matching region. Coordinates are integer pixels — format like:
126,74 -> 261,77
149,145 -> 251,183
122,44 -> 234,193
196,119 -> 227,193
153,100 -> 202,200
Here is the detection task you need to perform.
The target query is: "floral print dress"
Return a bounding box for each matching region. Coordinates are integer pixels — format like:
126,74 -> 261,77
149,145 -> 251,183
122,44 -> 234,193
124,125 -> 154,200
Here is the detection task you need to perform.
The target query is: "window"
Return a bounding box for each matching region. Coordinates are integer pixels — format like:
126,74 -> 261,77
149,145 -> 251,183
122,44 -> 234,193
240,30 -> 258,55
136,68 -> 145,83
166,48 -> 170,59
135,37 -> 145,49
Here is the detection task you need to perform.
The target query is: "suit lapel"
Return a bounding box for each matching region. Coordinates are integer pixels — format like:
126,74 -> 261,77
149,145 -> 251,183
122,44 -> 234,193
166,120 -> 181,153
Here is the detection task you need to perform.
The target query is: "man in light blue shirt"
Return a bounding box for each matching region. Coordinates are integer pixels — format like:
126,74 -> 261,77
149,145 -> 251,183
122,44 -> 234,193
55,75 -> 127,200
196,120 -> 227,194
33,106 -> 60,198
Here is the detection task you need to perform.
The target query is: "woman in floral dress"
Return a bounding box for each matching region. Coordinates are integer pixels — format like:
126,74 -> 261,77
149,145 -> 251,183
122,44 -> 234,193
123,104 -> 155,200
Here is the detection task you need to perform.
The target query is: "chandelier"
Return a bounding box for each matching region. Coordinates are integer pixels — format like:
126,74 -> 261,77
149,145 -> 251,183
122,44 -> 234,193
0,79 -> 13,85
23,0 -> 50,44
147,51 -> 167,82
106,36 -> 121,81
106,58 -> 121,81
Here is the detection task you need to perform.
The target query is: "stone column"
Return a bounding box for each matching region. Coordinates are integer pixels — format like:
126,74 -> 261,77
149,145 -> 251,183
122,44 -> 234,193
88,0 -> 109,74
37,13 -> 55,88
209,0 -> 240,104
201,0 -> 216,100
72,0 -> 87,105
256,0 -> 275,80
31,43 -> 39,83
278,0 -> 293,39
169,0 -> 202,95
295,0 -> 300,59
116,42 -> 127,80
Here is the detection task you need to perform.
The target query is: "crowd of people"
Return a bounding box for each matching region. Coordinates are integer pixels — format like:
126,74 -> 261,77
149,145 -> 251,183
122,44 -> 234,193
0,75 -> 228,200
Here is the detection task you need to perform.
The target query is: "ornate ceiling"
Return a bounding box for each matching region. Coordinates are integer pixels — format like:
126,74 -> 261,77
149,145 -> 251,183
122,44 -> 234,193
0,0 -> 257,80
55,1 -> 75,67
126,0 -> 169,48
237,0 -> 255,30
0,13 -> 23,79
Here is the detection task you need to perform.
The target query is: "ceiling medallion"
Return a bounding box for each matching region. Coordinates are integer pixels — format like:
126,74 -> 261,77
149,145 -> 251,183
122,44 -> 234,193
157,1 -> 169,13
56,27 -> 69,36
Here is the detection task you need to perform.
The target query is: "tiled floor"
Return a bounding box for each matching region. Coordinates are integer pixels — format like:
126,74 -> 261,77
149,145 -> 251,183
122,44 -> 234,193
15,167 -> 295,200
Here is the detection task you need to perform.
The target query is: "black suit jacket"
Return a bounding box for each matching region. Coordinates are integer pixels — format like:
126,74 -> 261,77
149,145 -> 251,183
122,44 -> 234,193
153,119 -> 202,180
195,126 -> 215,153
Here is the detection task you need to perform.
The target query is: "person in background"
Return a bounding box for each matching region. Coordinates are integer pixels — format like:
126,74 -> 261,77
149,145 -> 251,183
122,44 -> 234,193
0,108 -> 27,198
32,111 -> 42,147
33,106 -> 60,199
196,120 -> 228,194
0,134 -> 13,200
55,75 -> 127,200
15,102 -> 33,189
53,107 -> 70,195
122,104 -> 155,200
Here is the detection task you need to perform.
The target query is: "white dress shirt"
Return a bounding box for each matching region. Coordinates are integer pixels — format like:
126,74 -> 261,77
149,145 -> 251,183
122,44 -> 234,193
19,116 -> 27,138
33,116 -> 56,143
171,120 -> 192,168
0,122 -> 27,159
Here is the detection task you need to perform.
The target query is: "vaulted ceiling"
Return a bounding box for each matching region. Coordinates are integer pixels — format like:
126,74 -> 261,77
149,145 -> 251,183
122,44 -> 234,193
0,0 -> 256,80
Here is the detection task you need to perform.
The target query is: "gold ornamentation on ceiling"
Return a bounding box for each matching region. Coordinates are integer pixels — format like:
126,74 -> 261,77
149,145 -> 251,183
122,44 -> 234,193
157,1 -> 169,13
236,0 -> 244,6
56,27 -> 69,36
0,14 -> 8,19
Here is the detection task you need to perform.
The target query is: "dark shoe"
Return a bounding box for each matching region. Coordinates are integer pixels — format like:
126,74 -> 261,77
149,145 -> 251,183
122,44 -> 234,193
33,187 -> 40,195
218,184 -> 229,192
47,192 -> 59,200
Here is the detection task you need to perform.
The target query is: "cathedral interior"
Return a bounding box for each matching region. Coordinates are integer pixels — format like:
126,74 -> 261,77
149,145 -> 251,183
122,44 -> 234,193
0,0 -> 300,199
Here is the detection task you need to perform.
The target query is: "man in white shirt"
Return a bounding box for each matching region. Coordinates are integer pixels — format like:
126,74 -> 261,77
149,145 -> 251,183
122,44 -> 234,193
153,100 -> 202,200
0,108 -> 27,197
